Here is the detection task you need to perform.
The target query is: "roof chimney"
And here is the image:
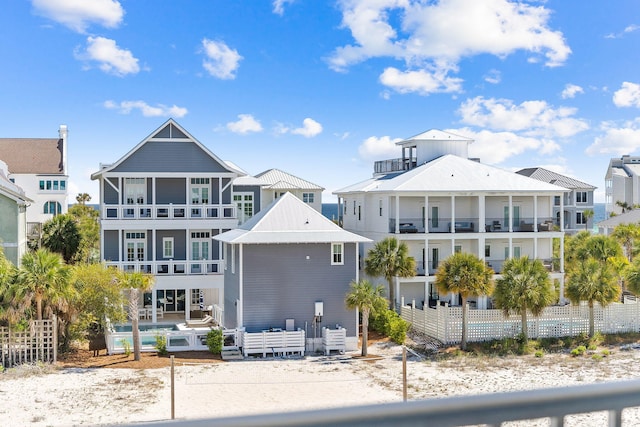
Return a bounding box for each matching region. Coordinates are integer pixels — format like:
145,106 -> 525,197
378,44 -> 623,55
59,125 -> 68,175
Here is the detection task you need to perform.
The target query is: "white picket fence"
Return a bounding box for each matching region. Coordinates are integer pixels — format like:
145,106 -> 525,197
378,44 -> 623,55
400,297 -> 640,345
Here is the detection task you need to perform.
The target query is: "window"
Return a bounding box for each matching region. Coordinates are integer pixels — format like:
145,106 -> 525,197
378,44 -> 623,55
379,200 -> 383,216
431,206 -> 439,228
303,193 -> 314,204
191,231 -> 210,260
454,245 -> 462,253
504,246 -> 521,259
331,243 -> 344,265
191,289 -> 202,305
39,179 -> 67,191
431,248 -> 439,270
233,193 -> 254,224
554,196 -> 560,206
43,201 -> 62,215
358,205 -> 361,221
577,211 -> 587,224
163,237 -> 174,259
125,178 -> 145,204
576,191 -> 588,203
125,232 -> 146,261
353,200 -> 356,215
485,245 -> 491,257
190,178 -> 210,204
39,180 -> 44,190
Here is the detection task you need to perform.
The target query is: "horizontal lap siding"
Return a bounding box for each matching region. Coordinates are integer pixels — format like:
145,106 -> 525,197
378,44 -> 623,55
104,230 -> 119,261
155,230 -> 186,260
223,244 -> 239,329
156,178 -> 186,204
112,141 -> 230,173
242,243 -> 357,335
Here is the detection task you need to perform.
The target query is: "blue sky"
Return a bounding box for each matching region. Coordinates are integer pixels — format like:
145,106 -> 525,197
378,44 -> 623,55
3,1 -> 640,203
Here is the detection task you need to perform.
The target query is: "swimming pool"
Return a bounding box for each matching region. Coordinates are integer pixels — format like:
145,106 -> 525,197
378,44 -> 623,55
112,323 -> 179,333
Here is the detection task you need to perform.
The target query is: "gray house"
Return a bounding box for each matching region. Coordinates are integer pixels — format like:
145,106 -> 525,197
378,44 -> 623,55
215,192 -> 370,351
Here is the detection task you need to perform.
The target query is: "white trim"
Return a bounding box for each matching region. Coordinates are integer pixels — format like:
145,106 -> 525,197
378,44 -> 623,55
162,237 -> 174,259
331,242 -> 344,265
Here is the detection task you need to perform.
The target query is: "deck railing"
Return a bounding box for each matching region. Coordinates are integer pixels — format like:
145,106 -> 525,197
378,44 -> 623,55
128,379 -> 640,427
101,203 -> 236,220
105,260 -> 221,275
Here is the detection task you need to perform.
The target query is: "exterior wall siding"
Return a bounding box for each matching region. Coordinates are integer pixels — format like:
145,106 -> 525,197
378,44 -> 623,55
104,230 -> 119,261
155,230 -> 186,260
156,178 -> 186,204
240,243 -> 357,336
223,243 -> 240,329
111,141 -> 230,173
104,178 -> 119,204
0,193 -> 19,265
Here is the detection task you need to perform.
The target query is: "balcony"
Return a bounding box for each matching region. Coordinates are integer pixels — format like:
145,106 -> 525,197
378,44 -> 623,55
102,203 -> 236,220
105,260 -> 221,275
374,157 -> 417,174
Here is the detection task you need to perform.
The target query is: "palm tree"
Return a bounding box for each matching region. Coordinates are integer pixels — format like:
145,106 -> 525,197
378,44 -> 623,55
13,249 -> 72,321
492,256 -> 554,342
41,214 -> 81,263
364,237 -> 416,311
120,271 -> 154,361
612,223 -> 640,263
566,257 -> 620,337
616,200 -> 631,214
345,279 -> 387,357
0,250 -> 18,323
434,252 -> 493,350
583,209 -> 594,231
623,257 -> 640,298
75,193 -> 91,205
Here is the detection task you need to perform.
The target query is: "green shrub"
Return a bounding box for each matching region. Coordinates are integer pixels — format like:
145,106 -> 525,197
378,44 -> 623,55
206,329 -> 223,354
571,345 -> 587,357
534,350 -> 544,358
592,354 -> 603,361
371,309 -> 410,344
154,334 -> 168,356
601,349 -> 610,356
120,338 -> 131,356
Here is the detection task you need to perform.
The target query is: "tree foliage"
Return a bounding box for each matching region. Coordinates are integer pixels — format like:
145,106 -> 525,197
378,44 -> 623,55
493,256 -> 554,342
345,279 -> 387,357
364,237 -> 416,310
68,201 -> 100,264
119,271 -> 155,361
566,257 -> 620,337
434,252 -> 493,350
41,214 -> 81,263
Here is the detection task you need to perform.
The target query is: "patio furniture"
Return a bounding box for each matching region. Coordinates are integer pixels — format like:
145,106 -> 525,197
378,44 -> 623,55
491,220 -> 502,231
138,308 -> 147,320
155,307 -> 164,319
186,315 -> 213,327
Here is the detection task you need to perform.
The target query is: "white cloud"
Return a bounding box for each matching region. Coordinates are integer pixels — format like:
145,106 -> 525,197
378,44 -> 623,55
104,100 -> 188,117
613,82 -> 640,108
379,66 -> 463,95
76,36 -> 140,76
358,135 -> 403,160
291,118 -> 323,138
273,0 -> 295,15
32,0 -> 124,33
457,96 -> 589,138
201,39 -> 243,79
459,128 -> 560,164
226,114 -> 263,134
586,121 -> 640,156
561,84 -> 584,99
605,24 -> 640,39
328,0 -> 570,95
484,69 -> 501,85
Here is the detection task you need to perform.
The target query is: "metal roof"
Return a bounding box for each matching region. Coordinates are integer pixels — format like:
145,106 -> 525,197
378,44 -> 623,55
335,155 -> 568,195
255,169 -> 324,190
516,167 -> 596,190
215,192 -> 370,244
397,129 -> 473,146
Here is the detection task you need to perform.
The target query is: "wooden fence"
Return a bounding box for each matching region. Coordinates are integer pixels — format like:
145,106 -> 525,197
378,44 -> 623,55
400,298 -> 640,345
0,319 -> 57,368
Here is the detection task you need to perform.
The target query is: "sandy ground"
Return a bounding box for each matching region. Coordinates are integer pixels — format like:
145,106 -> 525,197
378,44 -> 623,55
2,340 -> 640,427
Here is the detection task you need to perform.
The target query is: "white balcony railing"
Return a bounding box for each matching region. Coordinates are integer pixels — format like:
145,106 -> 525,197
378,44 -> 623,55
102,203 -> 236,220
105,260 -> 221,275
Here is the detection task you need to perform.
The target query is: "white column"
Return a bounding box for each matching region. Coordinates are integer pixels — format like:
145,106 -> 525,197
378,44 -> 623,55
533,195 -> 538,231
479,194 -> 486,232
508,195 -> 513,232
560,193 -> 565,232
395,195 -> 400,234
185,287 -> 191,321
238,244 -> 244,327
450,196 -> 456,232
424,195 -> 429,233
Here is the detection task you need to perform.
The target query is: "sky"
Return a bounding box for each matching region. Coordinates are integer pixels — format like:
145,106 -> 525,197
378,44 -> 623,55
2,0 -> 640,204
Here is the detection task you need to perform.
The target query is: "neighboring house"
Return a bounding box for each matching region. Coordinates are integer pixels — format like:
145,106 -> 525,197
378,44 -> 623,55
215,192 -> 369,351
0,125 -> 69,246
254,168 -> 324,213
91,119 -> 244,322
605,155 -> 640,217
596,210 -> 640,236
517,167 -> 596,234
0,161 -> 31,265
335,129 -> 568,310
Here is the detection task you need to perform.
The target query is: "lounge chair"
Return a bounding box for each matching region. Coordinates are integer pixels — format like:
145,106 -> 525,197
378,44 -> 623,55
186,315 -> 214,327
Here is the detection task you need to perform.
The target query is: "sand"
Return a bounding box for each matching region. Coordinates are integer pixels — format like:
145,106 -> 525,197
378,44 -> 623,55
2,341 -> 640,427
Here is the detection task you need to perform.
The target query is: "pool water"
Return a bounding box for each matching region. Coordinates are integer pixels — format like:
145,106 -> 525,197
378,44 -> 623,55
113,323 -> 179,332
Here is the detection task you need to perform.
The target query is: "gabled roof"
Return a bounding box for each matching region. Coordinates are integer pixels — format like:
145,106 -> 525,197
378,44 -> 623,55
91,119 -> 238,179
397,129 -> 473,146
597,210 -> 640,229
335,155 -> 568,195
516,167 -> 596,190
255,168 -> 324,191
0,138 -> 63,174
215,192 -> 370,244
